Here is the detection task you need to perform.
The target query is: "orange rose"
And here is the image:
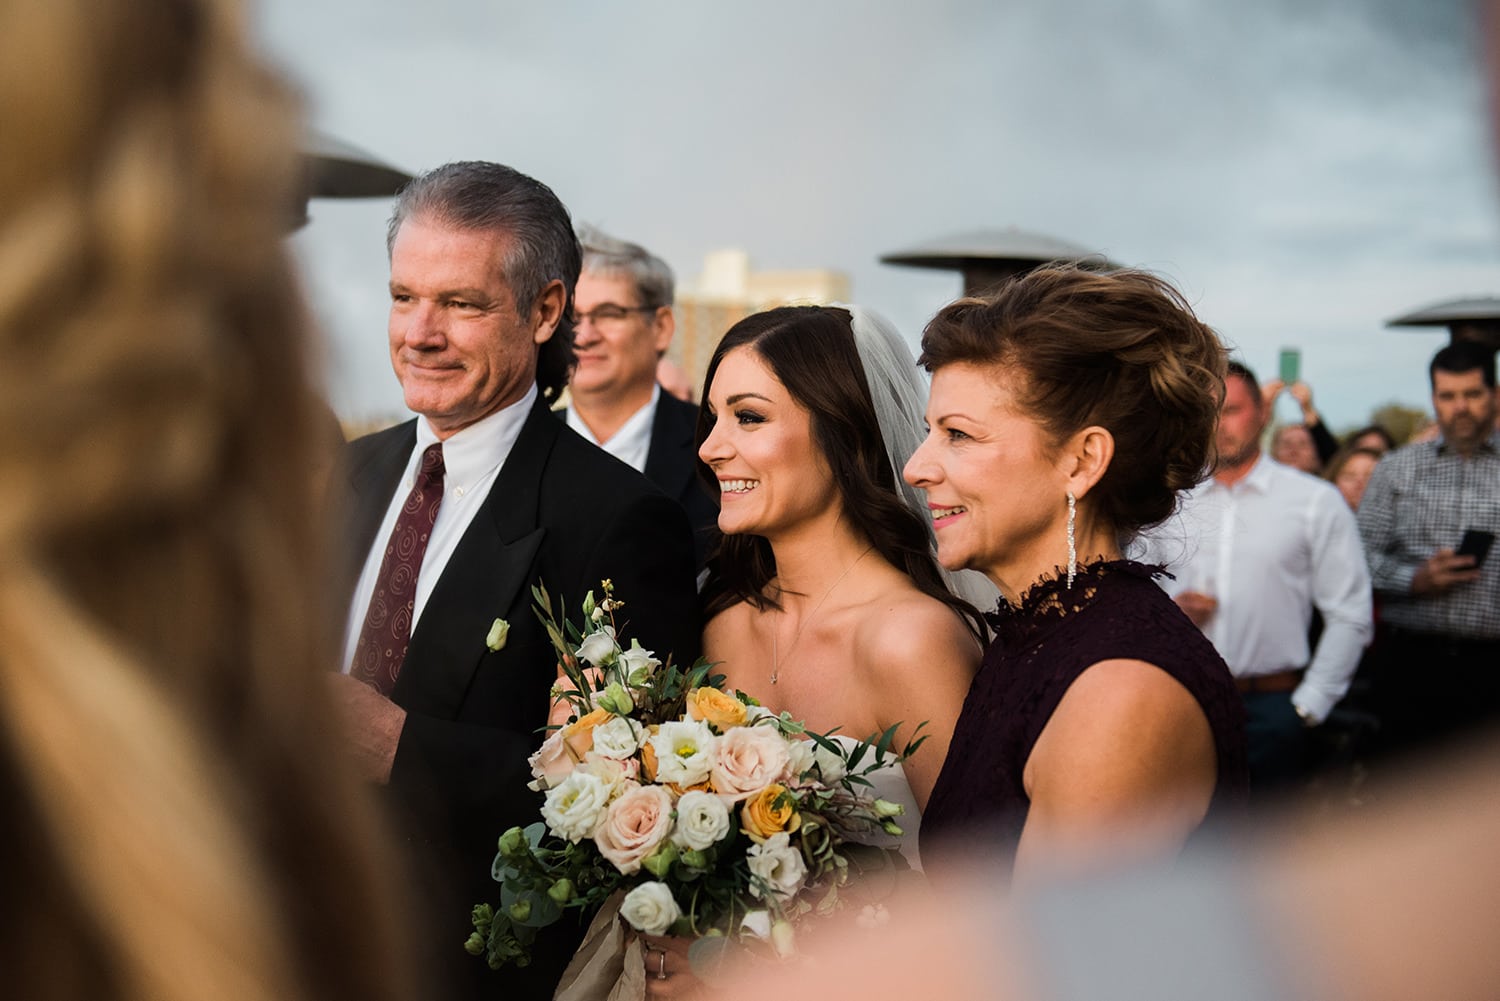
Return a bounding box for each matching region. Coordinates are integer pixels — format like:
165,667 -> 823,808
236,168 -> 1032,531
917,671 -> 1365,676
639,728 -> 659,782
562,708 -> 612,759
741,783 -> 800,839
686,687 -> 748,731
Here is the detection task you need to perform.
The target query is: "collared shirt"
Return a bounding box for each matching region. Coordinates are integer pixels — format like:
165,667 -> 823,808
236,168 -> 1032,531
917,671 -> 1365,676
1357,431 -> 1500,640
341,384 -> 538,672
565,384 -> 660,474
1138,455 -> 1373,723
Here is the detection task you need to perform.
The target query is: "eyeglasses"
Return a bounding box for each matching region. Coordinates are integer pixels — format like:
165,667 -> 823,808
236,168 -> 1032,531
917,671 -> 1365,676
569,303 -> 659,326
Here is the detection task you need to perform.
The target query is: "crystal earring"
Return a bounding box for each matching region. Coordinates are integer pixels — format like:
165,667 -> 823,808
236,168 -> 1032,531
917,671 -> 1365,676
1066,490 -> 1077,589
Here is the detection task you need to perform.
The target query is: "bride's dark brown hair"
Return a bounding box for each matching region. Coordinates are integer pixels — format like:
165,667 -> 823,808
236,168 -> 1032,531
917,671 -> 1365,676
696,306 -> 985,641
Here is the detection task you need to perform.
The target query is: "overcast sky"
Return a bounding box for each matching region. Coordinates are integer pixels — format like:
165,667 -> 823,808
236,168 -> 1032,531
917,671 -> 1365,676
255,0 -> 1498,431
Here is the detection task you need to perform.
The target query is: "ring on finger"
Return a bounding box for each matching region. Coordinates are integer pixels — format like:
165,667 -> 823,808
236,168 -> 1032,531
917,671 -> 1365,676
657,949 -> 668,980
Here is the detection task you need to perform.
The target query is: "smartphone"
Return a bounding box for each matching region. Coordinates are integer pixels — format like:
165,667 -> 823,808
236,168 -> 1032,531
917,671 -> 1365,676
1457,529 -> 1496,568
1278,347 -> 1301,385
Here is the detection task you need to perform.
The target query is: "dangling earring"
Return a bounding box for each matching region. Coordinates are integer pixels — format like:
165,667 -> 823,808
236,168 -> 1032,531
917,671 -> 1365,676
1066,490 -> 1077,589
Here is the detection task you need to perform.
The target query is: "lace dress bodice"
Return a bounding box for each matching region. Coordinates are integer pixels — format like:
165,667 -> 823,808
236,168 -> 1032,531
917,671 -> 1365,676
919,560 -> 1248,869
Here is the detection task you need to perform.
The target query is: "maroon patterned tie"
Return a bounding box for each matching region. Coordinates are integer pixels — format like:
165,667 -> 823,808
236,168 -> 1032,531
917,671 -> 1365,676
351,443 -> 445,695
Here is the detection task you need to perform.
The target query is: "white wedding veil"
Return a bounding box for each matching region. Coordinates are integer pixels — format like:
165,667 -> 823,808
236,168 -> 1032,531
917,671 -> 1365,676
843,304 -> 999,611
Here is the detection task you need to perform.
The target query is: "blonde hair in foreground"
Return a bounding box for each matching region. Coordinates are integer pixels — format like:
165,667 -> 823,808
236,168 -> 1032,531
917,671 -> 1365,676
0,1 -> 411,1000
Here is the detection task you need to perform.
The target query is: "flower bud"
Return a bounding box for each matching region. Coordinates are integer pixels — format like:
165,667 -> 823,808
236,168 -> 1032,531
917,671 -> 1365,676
596,681 -> 634,716
679,848 -> 709,870
547,878 -> 575,904
642,841 -> 679,879
464,932 -> 486,956
872,798 -> 905,819
485,617 -> 510,651
880,819 -> 904,837
509,899 -> 532,922
497,827 -> 527,858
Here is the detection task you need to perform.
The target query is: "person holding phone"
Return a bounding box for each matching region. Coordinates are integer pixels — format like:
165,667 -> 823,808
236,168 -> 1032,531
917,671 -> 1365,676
1357,342 -> 1500,759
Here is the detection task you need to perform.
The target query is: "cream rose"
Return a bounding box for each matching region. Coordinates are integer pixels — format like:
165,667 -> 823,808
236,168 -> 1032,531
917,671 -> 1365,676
591,715 -> 645,759
784,738 -> 816,783
710,726 -> 792,803
540,771 -> 611,842
594,783 -> 674,874
527,729 -> 575,792
649,720 -> 716,788
617,639 -> 661,681
619,881 -> 681,936
746,832 -> 807,900
813,741 -> 847,784
671,789 -> 732,851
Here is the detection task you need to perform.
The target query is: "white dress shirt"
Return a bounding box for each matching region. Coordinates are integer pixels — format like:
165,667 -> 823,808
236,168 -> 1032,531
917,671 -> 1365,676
565,384 -> 659,474
341,384 -> 537,672
1138,455 -> 1374,723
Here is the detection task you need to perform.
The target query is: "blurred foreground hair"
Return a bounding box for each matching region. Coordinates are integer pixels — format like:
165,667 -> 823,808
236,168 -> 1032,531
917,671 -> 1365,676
0,2 -> 412,1000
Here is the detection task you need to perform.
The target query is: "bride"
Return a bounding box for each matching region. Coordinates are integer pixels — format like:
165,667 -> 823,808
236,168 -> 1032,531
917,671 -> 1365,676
630,304 -> 985,990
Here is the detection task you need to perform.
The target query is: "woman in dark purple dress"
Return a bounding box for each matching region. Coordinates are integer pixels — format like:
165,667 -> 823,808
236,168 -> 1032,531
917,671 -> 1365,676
903,265 -> 1248,880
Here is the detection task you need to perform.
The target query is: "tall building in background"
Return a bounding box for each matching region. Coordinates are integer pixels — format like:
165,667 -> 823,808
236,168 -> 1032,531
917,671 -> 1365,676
671,249 -> 850,399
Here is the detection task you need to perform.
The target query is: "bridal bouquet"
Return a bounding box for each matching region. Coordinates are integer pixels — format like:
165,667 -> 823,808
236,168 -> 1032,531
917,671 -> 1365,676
466,580 -> 921,976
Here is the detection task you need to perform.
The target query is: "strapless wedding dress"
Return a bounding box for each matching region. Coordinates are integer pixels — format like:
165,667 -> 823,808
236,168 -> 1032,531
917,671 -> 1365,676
830,735 -> 923,871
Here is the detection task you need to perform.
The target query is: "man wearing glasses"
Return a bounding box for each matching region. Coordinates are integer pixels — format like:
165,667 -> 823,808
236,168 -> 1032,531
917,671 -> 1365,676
565,226 -> 717,563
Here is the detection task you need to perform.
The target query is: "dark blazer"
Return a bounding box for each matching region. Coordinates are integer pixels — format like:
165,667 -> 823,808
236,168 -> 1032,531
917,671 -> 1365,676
337,395 -> 701,1001
644,391 -> 718,566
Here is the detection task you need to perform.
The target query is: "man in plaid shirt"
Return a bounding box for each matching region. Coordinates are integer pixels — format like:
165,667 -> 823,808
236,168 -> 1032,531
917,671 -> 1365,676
1358,341 -> 1500,757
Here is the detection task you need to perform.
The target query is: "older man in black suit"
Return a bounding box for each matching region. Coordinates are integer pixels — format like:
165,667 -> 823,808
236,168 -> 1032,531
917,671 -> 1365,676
564,226 -> 718,565
327,162 -> 701,1001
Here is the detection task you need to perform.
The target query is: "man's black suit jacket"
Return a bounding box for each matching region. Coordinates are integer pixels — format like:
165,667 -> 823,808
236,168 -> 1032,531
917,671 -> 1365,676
642,390 -> 719,567
337,395 -> 702,1001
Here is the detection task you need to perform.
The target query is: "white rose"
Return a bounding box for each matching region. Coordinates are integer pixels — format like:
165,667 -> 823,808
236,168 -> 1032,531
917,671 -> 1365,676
671,789 -> 732,851
578,751 -> 638,791
617,639 -> 661,680
619,881 -> 682,936
785,739 -> 816,783
649,720 -> 716,787
813,741 -> 847,784
595,784 -> 674,874
746,832 -> 807,900
710,725 -> 792,803
540,771 -> 611,842
743,704 -> 776,724
591,716 -> 645,759
574,626 -> 618,667
740,910 -> 771,941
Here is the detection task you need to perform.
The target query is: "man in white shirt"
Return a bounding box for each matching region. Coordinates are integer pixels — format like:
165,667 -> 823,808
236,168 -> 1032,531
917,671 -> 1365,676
565,226 -> 717,563
1147,361 -> 1372,795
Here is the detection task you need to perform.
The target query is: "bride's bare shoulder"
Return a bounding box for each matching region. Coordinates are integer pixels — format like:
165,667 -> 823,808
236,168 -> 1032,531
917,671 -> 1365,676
703,599 -> 759,654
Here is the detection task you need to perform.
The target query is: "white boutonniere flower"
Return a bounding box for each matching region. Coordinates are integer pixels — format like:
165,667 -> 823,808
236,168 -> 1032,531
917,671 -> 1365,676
486,617 -> 510,651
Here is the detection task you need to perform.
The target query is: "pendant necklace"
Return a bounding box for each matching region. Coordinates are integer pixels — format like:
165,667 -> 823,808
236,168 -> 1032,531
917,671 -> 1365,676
770,546 -> 872,684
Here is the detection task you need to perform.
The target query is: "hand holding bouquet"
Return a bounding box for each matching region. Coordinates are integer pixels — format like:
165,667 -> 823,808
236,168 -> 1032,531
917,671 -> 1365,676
467,581 -> 922,975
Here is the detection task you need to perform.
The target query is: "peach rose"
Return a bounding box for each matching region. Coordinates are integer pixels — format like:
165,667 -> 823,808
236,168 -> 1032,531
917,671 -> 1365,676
686,687 -> 748,731
563,708 -> 612,758
741,783 -> 799,839
527,729 -> 574,791
594,783 -> 674,874
711,726 -> 792,803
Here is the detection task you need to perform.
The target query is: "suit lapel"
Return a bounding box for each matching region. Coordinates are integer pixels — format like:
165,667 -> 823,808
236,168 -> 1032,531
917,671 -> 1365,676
337,420 -> 417,598
393,398 -> 558,716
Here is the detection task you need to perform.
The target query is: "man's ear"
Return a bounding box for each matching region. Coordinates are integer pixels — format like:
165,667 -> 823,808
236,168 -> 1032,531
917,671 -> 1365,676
652,306 -> 675,356
1063,426 -> 1114,500
530,279 -> 567,345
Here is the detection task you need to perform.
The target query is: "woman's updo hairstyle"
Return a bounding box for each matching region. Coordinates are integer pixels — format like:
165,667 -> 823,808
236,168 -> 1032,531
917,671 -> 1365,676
917,264 -> 1226,540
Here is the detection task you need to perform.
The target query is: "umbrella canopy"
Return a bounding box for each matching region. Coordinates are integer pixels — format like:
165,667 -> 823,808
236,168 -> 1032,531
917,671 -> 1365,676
292,131 -> 413,228
880,227 -> 1111,295
1386,296 -> 1500,350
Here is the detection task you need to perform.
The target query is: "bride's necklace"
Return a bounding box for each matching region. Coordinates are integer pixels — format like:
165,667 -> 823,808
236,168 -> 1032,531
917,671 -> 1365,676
770,546 -> 872,685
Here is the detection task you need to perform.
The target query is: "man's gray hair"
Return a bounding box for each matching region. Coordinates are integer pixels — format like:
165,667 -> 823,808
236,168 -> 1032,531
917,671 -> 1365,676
386,161 -> 580,401
578,224 -> 674,309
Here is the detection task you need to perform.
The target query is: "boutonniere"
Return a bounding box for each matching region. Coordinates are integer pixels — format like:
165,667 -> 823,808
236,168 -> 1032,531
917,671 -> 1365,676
485,617 -> 511,651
